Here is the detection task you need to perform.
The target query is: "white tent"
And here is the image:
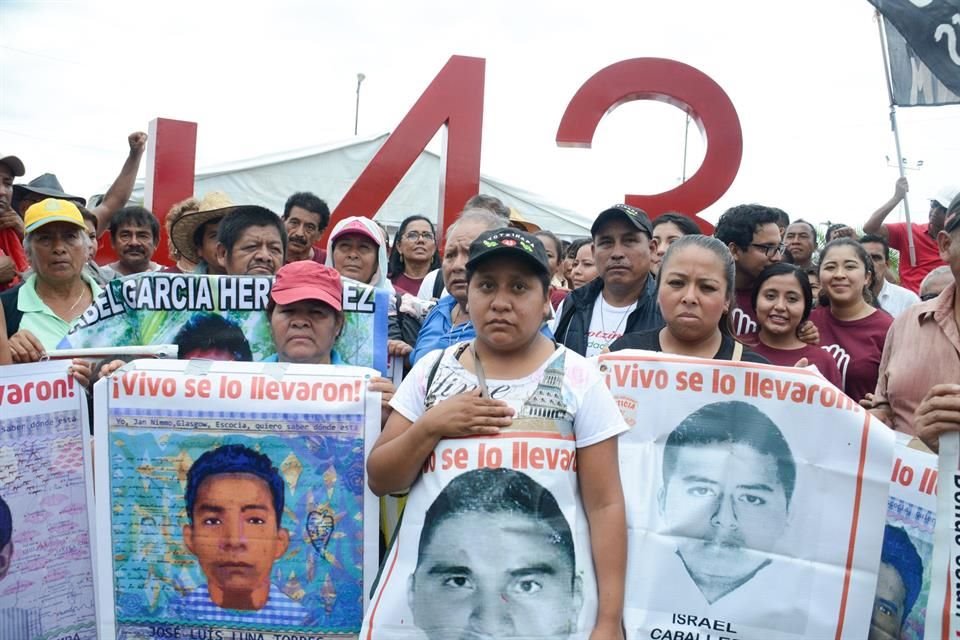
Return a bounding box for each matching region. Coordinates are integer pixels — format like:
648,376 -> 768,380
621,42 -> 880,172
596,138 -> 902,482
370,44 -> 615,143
127,133 -> 593,240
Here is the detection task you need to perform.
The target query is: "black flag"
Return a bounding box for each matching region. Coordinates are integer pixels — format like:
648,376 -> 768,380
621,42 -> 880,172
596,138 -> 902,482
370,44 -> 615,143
869,0 -> 960,103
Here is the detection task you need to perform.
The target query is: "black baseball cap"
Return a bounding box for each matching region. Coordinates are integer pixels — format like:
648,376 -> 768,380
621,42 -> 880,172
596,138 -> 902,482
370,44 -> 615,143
591,204 -> 653,237
466,228 -> 550,275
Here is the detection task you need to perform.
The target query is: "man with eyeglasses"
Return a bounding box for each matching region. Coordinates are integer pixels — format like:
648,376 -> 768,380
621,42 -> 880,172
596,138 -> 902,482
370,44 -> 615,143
874,197 -> 960,437
859,234 -> 919,318
714,204 -> 785,339
282,191 -> 330,265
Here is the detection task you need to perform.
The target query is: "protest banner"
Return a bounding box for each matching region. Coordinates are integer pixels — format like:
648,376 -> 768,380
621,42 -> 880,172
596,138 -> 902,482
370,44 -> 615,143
599,352 -> 893,640
0,360 -> 96,640
92,359 -> 381,639
926,432 -> 960,640
880,435 -> 937,640
60,272 -> 389,374
361,346 -> 621,639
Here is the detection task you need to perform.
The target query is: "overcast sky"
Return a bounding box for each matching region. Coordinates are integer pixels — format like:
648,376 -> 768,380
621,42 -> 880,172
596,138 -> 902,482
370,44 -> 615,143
2,0 -> 958,229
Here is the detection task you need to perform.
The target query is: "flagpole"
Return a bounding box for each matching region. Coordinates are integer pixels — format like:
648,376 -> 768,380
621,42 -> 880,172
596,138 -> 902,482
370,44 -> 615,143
875,10 -> 917,266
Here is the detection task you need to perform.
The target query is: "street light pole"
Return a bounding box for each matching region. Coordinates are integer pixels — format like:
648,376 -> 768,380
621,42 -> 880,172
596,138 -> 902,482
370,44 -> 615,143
354,73 -> 366,136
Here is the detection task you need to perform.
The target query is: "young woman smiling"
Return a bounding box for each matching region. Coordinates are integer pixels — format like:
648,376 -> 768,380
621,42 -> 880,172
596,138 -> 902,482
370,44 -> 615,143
750,263 -> 841,387
809,239 -> 892,402
611,235 -> 766,363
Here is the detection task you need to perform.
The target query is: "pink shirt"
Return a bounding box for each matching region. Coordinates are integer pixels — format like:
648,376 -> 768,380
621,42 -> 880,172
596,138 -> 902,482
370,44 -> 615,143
810,306 -> 893,402
875,282 -> 960,434
886,222 -> 944,293
750,342 -> 843,389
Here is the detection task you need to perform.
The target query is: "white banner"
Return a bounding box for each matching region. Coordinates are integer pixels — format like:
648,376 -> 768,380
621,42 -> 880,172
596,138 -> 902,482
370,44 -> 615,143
927,432 -> 960,640
599,351 -> 894,640
93,359 -> 381,639
0,360 -> 96,640
880,436 -> 938,640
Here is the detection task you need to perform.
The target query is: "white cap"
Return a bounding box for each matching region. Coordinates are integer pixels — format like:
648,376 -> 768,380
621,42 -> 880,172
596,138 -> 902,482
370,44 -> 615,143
932,185 -> 960,209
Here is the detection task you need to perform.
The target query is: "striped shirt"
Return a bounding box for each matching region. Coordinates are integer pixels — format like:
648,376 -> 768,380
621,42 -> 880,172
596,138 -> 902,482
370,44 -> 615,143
169,583 -> 307,626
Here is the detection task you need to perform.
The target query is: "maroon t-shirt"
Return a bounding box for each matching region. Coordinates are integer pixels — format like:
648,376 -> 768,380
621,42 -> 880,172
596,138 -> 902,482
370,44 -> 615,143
392,273 -> 425,296
809,306 -> 893,402
750,342 -> 843,389
732,289 -> 759,340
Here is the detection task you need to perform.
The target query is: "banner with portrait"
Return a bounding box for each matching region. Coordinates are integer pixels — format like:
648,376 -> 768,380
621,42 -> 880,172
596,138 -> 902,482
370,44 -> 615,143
0,361 -> 96,640
59,272 -> 390,374
881,436 -> 938,640
362,346 -> 618,640
599,351 -> 894,640
92,359 -> 381,639
926,432 -> 960,640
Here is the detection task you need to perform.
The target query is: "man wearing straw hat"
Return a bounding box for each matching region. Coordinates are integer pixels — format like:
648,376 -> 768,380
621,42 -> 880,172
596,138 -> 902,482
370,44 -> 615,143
170,192 -> 234,275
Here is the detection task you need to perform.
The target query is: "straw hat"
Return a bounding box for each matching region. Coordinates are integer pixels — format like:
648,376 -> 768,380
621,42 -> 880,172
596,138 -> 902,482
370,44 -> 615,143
170,192 -> 235,263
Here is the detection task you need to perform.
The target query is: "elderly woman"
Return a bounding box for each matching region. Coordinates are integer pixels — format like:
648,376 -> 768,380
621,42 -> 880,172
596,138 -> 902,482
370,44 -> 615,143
268,261 -> 395,422
325,215 -> 428,361
2,199 -> 100,359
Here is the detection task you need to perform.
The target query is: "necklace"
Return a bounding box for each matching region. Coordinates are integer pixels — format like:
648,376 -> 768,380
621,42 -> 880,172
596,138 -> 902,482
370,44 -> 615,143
599,297 -> 638,340
65,286 -> 89,317
451,304 -> 468,326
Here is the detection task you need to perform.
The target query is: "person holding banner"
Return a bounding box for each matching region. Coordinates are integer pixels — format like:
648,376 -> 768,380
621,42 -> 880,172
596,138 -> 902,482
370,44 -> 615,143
365,228 -> 627,639
882,202 -> 960,437
750,263 -> 842,386
810,238 -> 892,403
610,235 -> 767,363
267,260 -> 396,423
3,199 -> 99,378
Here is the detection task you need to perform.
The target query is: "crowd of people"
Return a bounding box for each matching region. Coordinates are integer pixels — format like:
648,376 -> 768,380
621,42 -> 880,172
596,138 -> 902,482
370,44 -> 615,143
1,134 -> 958,637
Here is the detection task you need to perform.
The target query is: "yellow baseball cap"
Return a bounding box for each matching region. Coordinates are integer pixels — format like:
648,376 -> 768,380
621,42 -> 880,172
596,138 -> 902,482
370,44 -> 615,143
24,198 -> 87,234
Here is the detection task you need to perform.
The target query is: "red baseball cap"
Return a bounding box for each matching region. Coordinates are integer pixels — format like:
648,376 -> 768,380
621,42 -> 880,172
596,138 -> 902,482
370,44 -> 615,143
270,262 -> 342,311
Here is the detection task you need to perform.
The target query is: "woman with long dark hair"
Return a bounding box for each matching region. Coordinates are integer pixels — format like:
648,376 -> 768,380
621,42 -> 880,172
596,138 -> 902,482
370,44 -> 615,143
809,238 -> 892,402
750,263 -> 841,386
612,235 -> 766,362
388,215 -> 440,296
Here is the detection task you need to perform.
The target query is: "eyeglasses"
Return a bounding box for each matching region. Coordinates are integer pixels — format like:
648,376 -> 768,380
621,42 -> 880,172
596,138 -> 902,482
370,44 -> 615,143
404,230 -> 435,242
920,292 -> 940,301
750,242 -> 786,258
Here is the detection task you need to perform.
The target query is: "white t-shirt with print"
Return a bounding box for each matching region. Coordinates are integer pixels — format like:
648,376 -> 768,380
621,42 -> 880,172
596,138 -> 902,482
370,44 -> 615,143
391,343 -> 628,449
584,297 -> 637,357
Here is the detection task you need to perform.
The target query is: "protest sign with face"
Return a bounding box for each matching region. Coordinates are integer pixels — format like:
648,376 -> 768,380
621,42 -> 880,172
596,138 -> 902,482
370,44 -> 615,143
361,345 -> 627,639
873,436 -> 935,640
600,352 -> 894,640
0,361 -> 96,640
93,359 -> 380,639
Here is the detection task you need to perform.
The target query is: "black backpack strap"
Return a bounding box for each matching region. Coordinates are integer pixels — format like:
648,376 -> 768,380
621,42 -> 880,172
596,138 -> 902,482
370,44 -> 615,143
431,270 -> 445,299
1,285 -> 23,337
